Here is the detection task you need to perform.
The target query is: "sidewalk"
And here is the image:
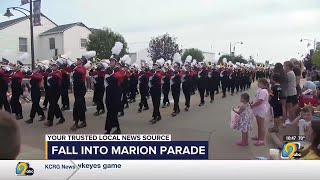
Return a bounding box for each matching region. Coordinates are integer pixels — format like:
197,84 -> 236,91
16,144 -> 45,160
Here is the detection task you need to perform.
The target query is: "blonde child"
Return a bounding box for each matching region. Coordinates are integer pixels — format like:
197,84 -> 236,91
232,93 -> 253,146
291,106 -> 313,147
251,78 -> 270,146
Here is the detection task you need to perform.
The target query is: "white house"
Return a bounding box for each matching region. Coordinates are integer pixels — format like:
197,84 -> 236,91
202,51 -> 216,63
129,48 -> 150,66
0,14 -> 96,65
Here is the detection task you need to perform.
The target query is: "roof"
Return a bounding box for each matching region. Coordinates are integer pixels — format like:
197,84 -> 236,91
0,14 -> 57,30
40,22 -> 92,36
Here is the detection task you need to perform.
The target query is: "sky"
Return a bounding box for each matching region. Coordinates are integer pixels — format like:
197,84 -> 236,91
1,0 -> 320,63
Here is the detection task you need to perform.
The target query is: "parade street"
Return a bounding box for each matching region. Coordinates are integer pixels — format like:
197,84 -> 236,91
16,82 -> 271,160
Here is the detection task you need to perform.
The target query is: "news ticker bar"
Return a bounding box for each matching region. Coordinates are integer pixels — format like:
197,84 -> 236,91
4,160 -> 319,180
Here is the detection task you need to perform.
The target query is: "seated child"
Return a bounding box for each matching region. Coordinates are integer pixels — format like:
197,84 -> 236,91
300,119 -> 320,160
292,106 -> 313,147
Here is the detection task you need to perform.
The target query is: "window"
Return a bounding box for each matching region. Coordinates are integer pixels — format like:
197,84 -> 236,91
49,38 -> 55,49
19,37 -> 28,52
80,39 -> 87,48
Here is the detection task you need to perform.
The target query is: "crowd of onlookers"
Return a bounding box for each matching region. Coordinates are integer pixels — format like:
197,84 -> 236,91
268,59 -> 320,159
233,58 -> 320,160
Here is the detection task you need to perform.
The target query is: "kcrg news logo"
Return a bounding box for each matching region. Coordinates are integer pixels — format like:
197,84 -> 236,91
16,162 -> 34,176
281,142 -> 302,159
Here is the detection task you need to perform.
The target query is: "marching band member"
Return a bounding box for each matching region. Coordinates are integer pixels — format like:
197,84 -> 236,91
138,66 -> 150,113
60,65 -> 71,111
105,56 -> 125,134
234,68 -> 241,94
128,66 -> 138,103
205,64 -> 210,98
182,63 -> 193,111
0,63 -> 11,113
105,42 -> 125,134
25,67 -> 46,124
119,65 -> 130,117
220,66 -> 229,98
198,64 -> 208,106
42,67 -> 51,110
44,63 -> 65,127
191,66 -> 198,95
162,62 -> 172,108
10,62 -> 24,120
171,62 -> 182,117
91,63 -> 106,116
208,66 -> 219,103
149,61 -> 163,124
70,57 -> 88,131
229,65 -> 236,96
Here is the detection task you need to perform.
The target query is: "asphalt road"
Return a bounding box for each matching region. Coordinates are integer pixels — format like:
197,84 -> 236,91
16,82 -> 271,160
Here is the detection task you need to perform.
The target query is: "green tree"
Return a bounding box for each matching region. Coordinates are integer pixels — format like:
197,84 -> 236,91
148,33 -> 180,61
181,48 -> 204,62
218,54 -> 248,64
233,55 -> 248,64
87,28 -> 128,60
312,50 -> 320,67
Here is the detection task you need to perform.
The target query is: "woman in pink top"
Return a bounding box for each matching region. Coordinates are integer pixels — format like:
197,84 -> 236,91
251,78 -> 270,146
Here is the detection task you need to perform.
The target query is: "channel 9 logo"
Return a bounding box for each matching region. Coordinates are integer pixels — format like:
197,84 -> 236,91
281,142 -> 302,159
16,162 -> 34,176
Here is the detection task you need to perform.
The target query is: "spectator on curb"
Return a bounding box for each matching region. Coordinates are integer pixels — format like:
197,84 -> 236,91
273,63 -> 288,125
290,58 -> 303,95
284,61 -> 297,124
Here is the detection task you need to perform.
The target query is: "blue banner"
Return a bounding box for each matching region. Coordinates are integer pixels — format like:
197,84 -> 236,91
47,141 -> 208,160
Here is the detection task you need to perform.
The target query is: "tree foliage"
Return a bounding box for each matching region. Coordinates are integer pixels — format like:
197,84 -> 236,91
148,33 -> 180,61
218,54 -> 248,64
181,48 -> 204,62
312,50 -> 320,67
234,55 -> 248,64
87,28 -> 128,60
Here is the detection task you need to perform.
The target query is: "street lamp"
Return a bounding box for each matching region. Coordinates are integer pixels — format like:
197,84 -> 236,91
3,9 -> 14,17
4,2 -> 35,69
300,38 -> 317,52
230,41 -> 243,56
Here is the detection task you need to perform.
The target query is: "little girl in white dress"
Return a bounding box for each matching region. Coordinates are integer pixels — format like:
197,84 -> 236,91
232,93 -> 254,146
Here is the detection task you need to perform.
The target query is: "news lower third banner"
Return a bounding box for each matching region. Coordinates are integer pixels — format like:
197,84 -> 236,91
45,134 -> 209,160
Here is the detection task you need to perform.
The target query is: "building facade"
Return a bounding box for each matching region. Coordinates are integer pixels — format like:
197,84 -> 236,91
0,14 -> 94,65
